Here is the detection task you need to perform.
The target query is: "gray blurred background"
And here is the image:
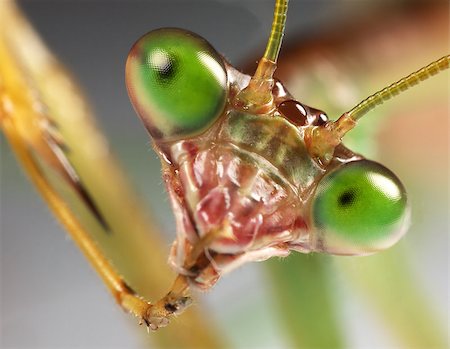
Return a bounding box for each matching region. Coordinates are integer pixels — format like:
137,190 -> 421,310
1,1 -> 448,348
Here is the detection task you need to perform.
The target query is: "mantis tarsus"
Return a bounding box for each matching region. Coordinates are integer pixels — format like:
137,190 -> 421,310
1,0 -> 448,346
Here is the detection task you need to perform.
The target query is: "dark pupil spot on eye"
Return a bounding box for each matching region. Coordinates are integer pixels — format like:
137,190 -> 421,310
148,50 -> 178,83
338,190 -> 356,207
155,57 -> 176,81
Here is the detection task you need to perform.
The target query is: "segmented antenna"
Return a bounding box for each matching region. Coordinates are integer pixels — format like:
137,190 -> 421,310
307,55 -> 450,165
234,0 -> 289,111
346,55 -> 450,121
263,0 -> 289,64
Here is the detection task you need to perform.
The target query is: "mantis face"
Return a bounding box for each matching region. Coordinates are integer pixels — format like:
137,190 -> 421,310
3,0 -> 447,335
126,28 -> 410,289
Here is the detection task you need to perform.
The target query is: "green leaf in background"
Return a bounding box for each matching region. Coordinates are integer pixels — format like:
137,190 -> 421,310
267,254 -> 345,348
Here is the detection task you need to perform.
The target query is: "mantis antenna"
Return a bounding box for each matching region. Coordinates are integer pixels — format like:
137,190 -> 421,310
235,0 -> 289,111
342,55 -> 449,122
261,0 -> 289,66
307,54 -> 450,164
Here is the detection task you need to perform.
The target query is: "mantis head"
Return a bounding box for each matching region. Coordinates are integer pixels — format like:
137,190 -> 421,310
126,0 -> 447,267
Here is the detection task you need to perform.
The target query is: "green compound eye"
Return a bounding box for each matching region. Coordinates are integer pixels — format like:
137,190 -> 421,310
126,28 -> 227,140
311,160 -> 409,255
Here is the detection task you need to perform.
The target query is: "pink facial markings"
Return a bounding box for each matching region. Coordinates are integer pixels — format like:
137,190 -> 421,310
166,134 -> 308,278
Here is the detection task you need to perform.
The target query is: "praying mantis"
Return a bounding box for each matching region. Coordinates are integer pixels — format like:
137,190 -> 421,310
1,0 -> 448,348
